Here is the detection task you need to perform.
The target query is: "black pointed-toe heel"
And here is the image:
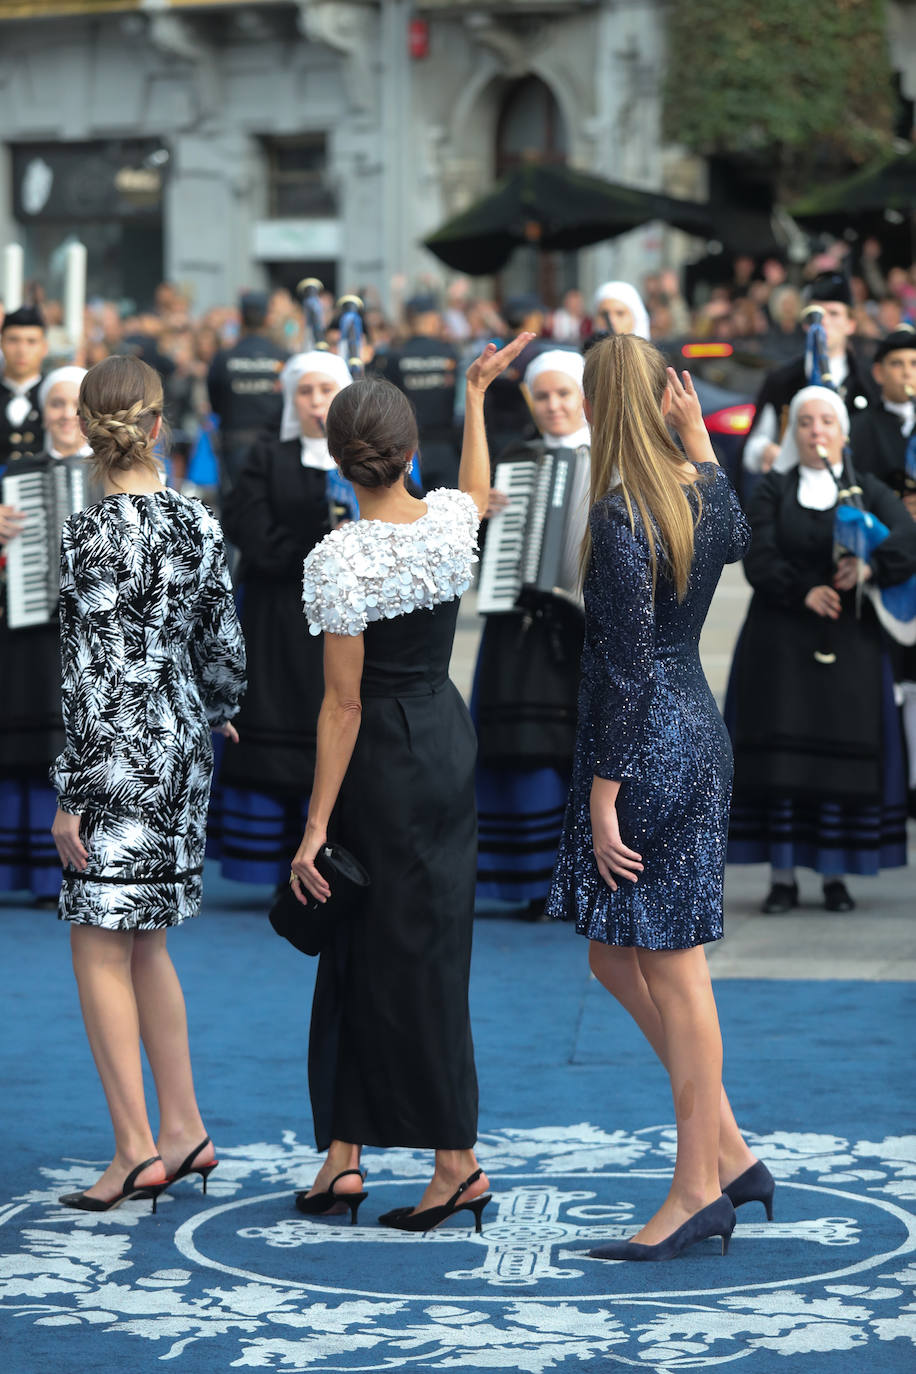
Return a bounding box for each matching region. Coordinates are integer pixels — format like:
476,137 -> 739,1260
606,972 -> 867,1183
378,1168 -> 492,1233
589,1194 -> 736,1262
59,1155 -> 170,1215
723,1160 -> 775,1220
295,1168 -> 368,1225
169,1137 -> 219,1195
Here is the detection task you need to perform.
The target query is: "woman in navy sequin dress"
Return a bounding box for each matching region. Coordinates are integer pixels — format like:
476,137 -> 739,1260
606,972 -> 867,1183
548,336 -> 770,1261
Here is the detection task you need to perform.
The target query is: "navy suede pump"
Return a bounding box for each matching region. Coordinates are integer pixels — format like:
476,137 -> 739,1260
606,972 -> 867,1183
589,1193 -> 736,1262
723,1160 -> 775,1220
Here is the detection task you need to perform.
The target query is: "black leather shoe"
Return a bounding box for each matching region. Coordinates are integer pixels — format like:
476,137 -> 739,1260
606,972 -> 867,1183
761,882 -> 798,914
823,880 -> 855,912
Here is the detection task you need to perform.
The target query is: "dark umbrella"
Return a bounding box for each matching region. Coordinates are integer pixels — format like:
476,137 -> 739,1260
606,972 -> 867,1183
789,146 -> 916,226
423,162 -> 715,274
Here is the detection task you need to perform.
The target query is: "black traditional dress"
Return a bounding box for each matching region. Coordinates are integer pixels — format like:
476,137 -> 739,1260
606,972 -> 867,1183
0,448 -> 93,899
472,433 -> 589,909
301,488 -> 480,1150
726,467 -> 916,875
52,490 -> 246,929
207,436 -> 331,884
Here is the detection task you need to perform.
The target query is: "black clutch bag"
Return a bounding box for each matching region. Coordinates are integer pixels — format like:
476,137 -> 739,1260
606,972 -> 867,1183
269,843 -> 370,956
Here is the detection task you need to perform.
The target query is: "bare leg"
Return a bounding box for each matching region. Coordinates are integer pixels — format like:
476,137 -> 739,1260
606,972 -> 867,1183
588,941 -> 756,1186
627,944 -> 725,1245
69,924 -> 166,1198
412,1149 -> 489,1214
130,930 -> 214,1177
307,1140 -> 363,1197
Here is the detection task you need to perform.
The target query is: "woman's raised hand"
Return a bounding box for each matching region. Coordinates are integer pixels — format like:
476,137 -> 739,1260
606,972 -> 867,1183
466,332 -> 535,396
665,367 -> 705,437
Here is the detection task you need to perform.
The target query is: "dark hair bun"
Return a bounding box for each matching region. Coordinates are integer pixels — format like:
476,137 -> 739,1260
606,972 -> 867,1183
326,377 -> 419,490
334,435 -> 409,489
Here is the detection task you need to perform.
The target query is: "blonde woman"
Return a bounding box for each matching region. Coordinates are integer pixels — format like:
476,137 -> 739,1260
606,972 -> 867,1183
547,334 -> 771,1261
51,354 -> 246,1212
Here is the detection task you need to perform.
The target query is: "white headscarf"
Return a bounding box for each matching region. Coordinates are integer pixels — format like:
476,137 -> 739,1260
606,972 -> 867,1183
279,351 -> 352,443
38,365 -> 87,414
524,349 -> 584,392
592,281 -> 650,341
774,384 -> 849,474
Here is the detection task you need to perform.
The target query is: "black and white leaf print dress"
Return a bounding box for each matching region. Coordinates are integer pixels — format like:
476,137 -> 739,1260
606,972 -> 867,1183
52,490 -> 246,930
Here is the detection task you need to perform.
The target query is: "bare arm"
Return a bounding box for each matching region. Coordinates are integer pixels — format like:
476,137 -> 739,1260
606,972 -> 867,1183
290,630 -> 365,903
461,333 -> 535,516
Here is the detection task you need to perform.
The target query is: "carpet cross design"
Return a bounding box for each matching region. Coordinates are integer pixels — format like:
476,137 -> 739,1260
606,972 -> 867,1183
238,1183 -> 863,1289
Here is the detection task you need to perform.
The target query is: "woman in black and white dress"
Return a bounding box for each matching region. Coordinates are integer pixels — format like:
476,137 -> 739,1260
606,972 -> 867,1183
51,354 -> 246,1212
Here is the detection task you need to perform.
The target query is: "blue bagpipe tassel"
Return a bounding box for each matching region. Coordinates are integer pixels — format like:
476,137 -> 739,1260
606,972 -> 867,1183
326,466 -> 360,523
188,415 -> 221,487
834,504 -> 916,632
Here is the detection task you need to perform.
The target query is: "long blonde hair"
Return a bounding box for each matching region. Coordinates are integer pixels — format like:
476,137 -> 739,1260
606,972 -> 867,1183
581,334 -> 700,600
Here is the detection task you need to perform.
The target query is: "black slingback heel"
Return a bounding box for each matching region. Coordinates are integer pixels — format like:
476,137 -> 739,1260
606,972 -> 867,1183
295,1168 -> 368,1225
59,1155 -> 169,1215
378,1168 -> 492,1234
168,1137 -> 219,1195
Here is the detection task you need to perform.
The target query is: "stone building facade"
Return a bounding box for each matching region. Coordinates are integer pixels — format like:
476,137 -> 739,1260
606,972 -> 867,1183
0,0 -> 913,314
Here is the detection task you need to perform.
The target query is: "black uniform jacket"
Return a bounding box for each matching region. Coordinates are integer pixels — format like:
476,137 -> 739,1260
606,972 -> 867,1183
729,466 -> 916,802
378,336 -> 461,489
0,378 -> 44,465
207,335 -> 287,440
220,437 -> 331,794
850,403 -> 912,494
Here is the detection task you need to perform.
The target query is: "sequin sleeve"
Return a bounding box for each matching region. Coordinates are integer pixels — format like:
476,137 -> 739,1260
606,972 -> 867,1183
584,502 -> 656,781
720,466 -> 752,564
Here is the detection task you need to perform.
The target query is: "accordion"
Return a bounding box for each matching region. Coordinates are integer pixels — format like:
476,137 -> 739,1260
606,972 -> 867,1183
2,456 -> 94,628
477,446 -> 587,614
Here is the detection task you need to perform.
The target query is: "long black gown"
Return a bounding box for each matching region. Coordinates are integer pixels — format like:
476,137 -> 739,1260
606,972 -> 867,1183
302,488 -> 480,1151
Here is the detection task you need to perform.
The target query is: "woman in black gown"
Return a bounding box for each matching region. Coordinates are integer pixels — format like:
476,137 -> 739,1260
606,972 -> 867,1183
211,351 -> 351,884
290,333 -> 532,1230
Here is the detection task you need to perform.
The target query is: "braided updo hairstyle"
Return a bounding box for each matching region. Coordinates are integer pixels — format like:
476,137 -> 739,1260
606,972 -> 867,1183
78,354 -> 165,482
326,377 -> 418,489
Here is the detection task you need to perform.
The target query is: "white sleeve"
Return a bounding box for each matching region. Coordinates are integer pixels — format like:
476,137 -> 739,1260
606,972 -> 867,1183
301,531 -> 369,638
742,403 -> 779,473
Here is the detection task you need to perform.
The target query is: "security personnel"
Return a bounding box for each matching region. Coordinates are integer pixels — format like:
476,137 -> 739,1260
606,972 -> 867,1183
207,291 -> 287,495
849,325 -> 916,513
742,272 -> 875,477
377,295 -> 461,490
0,307 -> 47,466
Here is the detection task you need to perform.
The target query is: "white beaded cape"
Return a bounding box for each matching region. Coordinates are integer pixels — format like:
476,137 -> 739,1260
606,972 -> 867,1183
302,487 -> 480,636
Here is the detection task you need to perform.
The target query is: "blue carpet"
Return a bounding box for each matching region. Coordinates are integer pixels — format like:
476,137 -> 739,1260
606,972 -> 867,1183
1,865 -> 914,1374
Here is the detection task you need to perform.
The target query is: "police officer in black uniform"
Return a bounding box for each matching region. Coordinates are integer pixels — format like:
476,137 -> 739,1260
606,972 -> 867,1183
207,291 -> 287,496
376,294 -> 461,490
0,307 -> 47,467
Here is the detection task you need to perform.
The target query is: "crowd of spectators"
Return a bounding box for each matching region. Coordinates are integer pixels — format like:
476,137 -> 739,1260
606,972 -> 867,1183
2,234 -> 915,480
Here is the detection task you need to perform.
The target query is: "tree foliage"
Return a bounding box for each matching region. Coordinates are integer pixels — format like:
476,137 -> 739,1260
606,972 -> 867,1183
662,0 -> 897,195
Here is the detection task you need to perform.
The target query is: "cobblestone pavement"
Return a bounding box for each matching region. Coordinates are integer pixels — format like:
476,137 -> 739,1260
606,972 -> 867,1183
454,565 -> 915,982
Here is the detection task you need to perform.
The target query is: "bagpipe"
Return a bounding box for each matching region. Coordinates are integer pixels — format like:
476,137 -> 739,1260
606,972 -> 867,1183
297,278 -> 360,525
803,304 -> 916,650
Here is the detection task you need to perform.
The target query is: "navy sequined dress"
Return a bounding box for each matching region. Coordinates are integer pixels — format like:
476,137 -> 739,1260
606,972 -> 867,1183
547,463 -> 750,949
